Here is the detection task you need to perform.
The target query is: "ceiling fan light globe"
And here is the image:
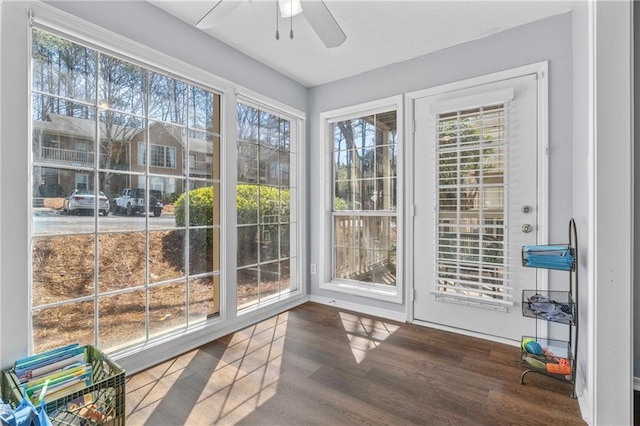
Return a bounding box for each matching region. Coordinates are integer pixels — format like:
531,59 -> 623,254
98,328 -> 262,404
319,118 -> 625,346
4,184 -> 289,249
279,0 -> 303,18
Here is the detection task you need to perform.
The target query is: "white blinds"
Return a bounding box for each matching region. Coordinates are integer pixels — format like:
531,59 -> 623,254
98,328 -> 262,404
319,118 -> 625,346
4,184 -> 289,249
431,102 -> 512,307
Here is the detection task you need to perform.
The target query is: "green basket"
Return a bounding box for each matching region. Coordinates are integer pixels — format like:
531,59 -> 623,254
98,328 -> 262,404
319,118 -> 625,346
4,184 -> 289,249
1,345 -> 125,425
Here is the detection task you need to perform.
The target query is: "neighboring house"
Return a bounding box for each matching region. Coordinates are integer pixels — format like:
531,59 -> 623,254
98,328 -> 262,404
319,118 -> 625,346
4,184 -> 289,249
129,121 -> 216,196
32,113 -> 129,198
32,115 -> 219,201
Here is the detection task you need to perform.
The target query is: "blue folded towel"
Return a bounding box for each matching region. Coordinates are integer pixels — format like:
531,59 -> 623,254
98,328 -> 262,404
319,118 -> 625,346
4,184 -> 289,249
523,245 -> 574,271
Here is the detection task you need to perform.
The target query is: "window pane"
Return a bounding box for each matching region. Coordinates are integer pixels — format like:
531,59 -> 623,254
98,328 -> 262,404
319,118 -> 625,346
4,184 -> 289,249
99,111 -> 144,172
237,267 -> 259,310
189,86 -> 216,133
281,258 -> 293,293
237,184 -> 258,225
187,183 -> 215,227
149,73 -> 187,125
146,122 -> 183,174
259,146 -> 279,186
259,111 -> 279,147
259,224 -> 278,262
99,55 -> 145,116
279,224 -> 290,259
188,131 -> 217,180
32,168 -> 99,235
32,235 -> 95,306
149,282 -> 186,338
260,262 -> 280,301
237,104 -> 258,142
279,151 -> 290,187
237,141 -> 258,184
238,225 -> 258,267
99,290 -> 146,351
333,215 -> 396,286
32,301 -> 95,354
280,119 -> 290,151
98,232 -> 146,292
33,95 -> 97,165
189,274 -> 220,324
189,228 -> 213,276
106,173 -> 168,230
32,29 -> 96,103
149,230 -> 185,284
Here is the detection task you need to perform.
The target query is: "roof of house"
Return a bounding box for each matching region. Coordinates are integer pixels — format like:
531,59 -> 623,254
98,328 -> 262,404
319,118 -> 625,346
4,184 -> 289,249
34,114 -> 212,153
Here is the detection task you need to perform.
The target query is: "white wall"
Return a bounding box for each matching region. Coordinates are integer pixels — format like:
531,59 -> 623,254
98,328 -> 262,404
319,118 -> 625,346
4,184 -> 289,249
590,1 -> 633,423
634,0 -> 640,383
308,13 -> 574,314
571,0 -> 591,420
0,1 -> 31,371
0,0 -> 309,372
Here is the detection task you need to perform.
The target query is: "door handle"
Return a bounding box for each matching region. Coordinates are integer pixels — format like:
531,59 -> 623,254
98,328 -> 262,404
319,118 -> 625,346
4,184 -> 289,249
522,224 -> 533,233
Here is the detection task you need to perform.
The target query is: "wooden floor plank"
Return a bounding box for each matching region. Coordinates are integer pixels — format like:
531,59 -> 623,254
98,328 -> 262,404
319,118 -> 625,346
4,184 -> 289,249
126,302 -> 585,425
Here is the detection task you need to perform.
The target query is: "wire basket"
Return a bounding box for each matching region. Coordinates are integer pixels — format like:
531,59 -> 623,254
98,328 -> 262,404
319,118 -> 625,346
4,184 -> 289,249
521,244 -> 575,271
520,336 -> 574,383
1,345 -> 125,425
522,290 -> 575,325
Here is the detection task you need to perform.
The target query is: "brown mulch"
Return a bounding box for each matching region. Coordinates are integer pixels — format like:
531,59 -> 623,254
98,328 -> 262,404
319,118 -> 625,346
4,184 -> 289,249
31,230 -> 285,353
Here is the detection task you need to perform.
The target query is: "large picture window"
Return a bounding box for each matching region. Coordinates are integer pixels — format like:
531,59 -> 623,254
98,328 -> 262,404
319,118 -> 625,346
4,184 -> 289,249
321,97 -> 402,302
30,29 -> 221,354
236,102 -> 298,311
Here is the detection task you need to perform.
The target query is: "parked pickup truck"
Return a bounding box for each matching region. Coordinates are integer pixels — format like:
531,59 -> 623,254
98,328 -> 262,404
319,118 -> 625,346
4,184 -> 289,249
113,188 -> 163,217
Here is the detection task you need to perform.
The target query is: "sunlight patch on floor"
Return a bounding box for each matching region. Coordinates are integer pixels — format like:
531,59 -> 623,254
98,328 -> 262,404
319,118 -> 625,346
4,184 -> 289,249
125,312 -> 289,425
192,312 -> 288,424
339,312 -> 399,364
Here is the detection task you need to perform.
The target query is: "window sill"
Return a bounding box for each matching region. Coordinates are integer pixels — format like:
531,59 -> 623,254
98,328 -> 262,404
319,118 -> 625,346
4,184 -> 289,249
320,280 -> 402,304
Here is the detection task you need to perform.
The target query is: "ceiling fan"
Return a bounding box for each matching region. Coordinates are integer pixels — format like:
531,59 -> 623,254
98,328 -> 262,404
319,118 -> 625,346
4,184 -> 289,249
195,0 -> 347,48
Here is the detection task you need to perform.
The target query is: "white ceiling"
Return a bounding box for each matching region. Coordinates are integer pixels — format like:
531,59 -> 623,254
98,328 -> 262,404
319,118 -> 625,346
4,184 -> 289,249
149,0 -> 573,88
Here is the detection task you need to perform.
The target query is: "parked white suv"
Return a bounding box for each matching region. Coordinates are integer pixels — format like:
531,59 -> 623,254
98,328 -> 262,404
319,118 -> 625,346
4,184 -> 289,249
113,188 -> 163,217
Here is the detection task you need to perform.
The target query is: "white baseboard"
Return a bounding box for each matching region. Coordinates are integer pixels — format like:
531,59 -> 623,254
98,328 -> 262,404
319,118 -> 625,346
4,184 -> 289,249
411,319 -> 520,347
575,370 -> 592,425
309,295 -> 407,323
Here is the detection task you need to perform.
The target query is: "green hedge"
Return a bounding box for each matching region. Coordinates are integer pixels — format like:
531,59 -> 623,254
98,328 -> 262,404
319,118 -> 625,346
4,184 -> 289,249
175,185 -> 290,257
174,185 -> 290,228
174,186 -> 214,227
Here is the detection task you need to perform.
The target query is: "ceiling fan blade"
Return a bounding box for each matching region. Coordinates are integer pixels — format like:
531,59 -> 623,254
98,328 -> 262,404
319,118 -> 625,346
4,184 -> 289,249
300,0 -> 346,48
196,1 -> 242,29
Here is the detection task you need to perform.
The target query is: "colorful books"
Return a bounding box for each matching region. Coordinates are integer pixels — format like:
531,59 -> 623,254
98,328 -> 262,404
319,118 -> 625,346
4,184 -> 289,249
13,344 -> 93,404
15,344 -> 85,383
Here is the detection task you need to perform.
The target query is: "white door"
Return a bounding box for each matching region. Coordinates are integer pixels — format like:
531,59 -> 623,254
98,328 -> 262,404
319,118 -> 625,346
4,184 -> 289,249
413,72 -> 542,342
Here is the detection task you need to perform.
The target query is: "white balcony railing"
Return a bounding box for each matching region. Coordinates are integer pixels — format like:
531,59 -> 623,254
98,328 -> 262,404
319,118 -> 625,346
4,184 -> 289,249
184,160 -> 213,175
40,147 -> 107,166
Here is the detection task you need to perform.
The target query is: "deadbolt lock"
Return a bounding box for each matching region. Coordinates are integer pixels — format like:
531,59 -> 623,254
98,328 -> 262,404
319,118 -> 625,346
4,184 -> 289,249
522,205 -> 532,214
522,224 -> 533,233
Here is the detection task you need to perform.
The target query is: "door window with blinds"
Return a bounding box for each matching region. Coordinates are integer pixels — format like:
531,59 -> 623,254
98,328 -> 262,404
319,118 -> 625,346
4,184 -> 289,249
434,103 -> 509,305
413,70 -> 541,339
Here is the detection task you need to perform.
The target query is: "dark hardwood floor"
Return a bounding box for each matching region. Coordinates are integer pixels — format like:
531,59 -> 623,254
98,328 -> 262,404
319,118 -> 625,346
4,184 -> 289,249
126,302 -> 584,425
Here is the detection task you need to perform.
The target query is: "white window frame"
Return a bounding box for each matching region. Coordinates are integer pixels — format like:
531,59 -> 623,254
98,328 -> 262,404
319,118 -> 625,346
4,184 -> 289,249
139,142 -> 177,169
4,1 -> 308,374
319,95 -> 404,303
29,25 -> 226,355
235,95 -> 305,313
